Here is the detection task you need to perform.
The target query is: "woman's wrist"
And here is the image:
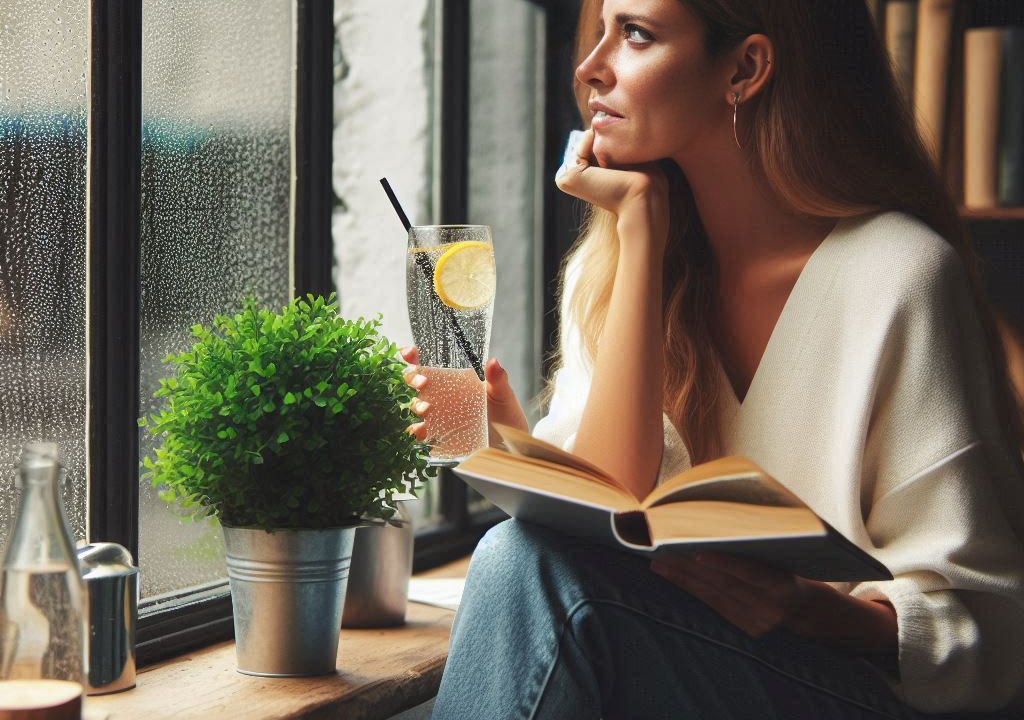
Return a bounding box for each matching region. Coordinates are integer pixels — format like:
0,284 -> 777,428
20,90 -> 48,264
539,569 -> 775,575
785,580 -> 899,650
616,199 -> 668,258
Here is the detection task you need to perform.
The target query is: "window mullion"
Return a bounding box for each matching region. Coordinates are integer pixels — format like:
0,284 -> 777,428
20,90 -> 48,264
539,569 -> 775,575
292,0 -> 336,299
86,0 -> 143,559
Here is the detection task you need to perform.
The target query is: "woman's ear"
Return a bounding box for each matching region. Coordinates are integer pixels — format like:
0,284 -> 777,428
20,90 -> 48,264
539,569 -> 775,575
725,33 -> 775,104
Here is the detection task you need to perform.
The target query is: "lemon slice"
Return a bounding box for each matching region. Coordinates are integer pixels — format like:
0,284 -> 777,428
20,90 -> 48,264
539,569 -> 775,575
433,241 -> 497,310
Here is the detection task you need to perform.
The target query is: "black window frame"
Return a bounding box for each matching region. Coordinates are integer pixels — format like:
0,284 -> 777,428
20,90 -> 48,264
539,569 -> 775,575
71,0 -> 504,667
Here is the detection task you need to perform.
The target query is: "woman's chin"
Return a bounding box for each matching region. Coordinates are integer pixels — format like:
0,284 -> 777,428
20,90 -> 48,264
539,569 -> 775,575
593,137 -> 660,168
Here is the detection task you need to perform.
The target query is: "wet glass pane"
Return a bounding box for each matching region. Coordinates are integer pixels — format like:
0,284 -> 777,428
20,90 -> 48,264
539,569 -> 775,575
0,0 -> 88,554
138,0 -> 293,598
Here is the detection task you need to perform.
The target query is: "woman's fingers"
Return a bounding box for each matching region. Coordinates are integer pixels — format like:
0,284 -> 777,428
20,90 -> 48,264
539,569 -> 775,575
555,146 -> 666,218
411,399 -> 431,417
407,421 -> 428,441
651,556 -> 781,638
399,345 -> 420,366
694,552 -> 793,593
400,346 -> 428,390
403,369 -> 428,390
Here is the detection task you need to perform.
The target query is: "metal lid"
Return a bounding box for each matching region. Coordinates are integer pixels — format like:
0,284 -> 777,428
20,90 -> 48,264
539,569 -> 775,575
77,542 -> 138,580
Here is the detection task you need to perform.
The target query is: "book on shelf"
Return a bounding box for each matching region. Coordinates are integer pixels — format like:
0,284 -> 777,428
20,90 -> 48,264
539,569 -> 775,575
452,423 -> 893,583
998,28 -> 1024,206
914,0 -> 956,165
964,26 -> 1005,208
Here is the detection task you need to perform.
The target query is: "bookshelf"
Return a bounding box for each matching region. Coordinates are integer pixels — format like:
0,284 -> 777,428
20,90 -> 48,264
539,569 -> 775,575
875,0 -> 1024,214
959,206 -> 1024,220
873,0 -> 1024,338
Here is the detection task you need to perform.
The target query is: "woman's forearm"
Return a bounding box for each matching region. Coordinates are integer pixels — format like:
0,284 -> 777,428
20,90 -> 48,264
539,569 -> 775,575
572,208 -> 666,500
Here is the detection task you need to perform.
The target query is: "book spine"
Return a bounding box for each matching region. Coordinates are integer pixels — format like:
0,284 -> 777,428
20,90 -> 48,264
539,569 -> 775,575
913,0 -> 955,165
998,28 -> 1024,206
964,27 -> 1006,209
886,0 -> 918,101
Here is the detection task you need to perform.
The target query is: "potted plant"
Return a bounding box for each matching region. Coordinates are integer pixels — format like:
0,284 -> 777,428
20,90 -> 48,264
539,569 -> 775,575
140,294 -> 430,677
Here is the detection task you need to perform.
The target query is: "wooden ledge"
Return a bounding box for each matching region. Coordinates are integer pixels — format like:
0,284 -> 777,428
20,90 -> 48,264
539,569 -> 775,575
87,556 -> 471,720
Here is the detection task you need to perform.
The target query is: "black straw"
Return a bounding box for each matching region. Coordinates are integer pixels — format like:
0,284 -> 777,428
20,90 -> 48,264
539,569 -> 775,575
380,177 -> 412,232
380,178 -> 485,381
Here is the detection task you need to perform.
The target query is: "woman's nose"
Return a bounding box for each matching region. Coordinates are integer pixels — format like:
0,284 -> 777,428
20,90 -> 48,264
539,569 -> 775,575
575,42 -> 614,90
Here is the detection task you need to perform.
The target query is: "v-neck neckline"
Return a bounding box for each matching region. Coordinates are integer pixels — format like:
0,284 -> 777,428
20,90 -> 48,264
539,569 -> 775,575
716,216 -> 848,415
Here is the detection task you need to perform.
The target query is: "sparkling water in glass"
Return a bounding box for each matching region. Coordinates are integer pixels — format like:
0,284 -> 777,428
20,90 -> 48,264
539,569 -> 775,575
406,225 -> 495,466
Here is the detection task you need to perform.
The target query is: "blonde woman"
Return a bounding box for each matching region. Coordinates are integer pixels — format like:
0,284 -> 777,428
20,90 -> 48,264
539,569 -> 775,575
409,0 -> 1024,717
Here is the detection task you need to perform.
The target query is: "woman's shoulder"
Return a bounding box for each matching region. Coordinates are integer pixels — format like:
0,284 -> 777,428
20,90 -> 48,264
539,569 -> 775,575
835,210 -> 967,306
839,210 -> 961,276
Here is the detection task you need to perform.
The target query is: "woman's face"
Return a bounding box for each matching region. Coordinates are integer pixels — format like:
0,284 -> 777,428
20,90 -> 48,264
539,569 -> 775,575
576,0 -> 727,167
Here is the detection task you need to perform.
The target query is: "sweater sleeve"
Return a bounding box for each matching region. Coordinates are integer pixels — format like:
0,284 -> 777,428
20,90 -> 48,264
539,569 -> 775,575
848,242 -> 1024,713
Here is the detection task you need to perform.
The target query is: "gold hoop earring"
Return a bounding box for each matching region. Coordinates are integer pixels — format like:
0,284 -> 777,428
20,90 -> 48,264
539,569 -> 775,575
732,92 -> 742,149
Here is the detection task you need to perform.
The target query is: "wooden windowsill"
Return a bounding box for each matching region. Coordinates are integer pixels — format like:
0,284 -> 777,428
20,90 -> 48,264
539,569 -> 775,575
86,555 -> 471,720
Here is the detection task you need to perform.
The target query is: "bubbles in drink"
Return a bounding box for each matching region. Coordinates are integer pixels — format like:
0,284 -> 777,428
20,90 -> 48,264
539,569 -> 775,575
416,366 -> 488,463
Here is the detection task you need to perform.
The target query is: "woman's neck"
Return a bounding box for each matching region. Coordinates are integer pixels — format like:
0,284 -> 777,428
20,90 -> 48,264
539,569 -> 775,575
674,140 -> 836,281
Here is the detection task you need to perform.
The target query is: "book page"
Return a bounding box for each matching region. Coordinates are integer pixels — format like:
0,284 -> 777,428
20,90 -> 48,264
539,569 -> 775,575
645,501 -> 824,542
491,422 -> 626,492
640,456 -> 806,510
456,447 -> 640,512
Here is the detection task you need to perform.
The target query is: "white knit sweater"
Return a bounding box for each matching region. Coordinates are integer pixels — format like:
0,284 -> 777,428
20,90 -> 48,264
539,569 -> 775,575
532,211 -> 1024,714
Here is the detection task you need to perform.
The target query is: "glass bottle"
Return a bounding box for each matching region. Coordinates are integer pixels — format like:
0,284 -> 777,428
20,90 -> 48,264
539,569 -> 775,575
0,443 -> 86,684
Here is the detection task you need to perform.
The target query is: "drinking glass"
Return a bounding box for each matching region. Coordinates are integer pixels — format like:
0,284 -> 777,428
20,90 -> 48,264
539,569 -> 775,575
406,225 -> 495,466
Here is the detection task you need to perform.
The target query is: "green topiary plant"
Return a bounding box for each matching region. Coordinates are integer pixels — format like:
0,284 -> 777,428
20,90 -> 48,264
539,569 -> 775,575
139,293 -> 433,531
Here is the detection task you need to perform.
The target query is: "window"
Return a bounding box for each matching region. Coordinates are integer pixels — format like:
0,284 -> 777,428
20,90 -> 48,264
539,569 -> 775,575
0,0 -> 89,552
138,0 -> 294,601
1,0 -> 555,663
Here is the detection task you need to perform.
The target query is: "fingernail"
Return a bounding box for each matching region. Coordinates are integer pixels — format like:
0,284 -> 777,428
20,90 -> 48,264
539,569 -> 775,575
415,400 -> 430,414
411,374 -> 427,389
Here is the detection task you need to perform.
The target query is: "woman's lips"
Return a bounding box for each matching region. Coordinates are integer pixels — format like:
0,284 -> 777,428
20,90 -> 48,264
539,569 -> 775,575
592,111 -> 625,130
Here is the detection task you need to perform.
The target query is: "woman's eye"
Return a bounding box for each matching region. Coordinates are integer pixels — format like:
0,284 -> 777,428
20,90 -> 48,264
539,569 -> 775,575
623,24 -> 654,44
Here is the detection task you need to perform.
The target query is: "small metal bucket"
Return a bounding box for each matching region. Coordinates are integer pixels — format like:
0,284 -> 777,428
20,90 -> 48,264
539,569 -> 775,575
222,525 -> 357,677
341,500 -> 413,627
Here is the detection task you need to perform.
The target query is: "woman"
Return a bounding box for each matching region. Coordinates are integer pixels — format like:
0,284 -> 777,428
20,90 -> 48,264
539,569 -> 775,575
406,0 -> 1024,717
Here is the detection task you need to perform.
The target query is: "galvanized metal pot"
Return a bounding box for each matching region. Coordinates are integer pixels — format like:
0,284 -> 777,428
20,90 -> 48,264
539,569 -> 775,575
341,500 -> 413,628
222,524 -> 357,677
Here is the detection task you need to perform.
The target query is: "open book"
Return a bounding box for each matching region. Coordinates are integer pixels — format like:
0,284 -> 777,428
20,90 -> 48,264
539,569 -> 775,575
452,424 -> 892,581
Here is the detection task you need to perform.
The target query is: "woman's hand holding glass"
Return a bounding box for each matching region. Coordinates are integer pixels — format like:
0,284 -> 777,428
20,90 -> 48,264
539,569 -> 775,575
400,345 -> 529,448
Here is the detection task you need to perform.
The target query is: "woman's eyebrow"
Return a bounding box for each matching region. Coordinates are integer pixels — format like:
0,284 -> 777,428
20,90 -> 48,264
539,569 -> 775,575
614,12 -> 662,28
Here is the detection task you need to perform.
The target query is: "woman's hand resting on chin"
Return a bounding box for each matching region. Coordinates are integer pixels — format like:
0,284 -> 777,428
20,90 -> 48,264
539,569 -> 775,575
555,126 -> 670,254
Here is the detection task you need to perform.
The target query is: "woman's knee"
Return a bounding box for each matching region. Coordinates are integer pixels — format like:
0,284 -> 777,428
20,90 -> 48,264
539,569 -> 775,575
471,518 -> 560,574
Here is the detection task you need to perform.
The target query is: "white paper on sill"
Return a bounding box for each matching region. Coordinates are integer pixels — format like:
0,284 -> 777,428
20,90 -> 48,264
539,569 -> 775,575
407,577 -> 466,612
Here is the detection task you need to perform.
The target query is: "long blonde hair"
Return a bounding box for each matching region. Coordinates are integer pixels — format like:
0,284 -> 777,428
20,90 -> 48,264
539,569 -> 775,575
547,0 -> 1024,466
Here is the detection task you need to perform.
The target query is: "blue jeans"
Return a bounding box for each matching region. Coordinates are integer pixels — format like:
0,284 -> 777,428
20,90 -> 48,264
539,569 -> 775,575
432,518 -> 1014,720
